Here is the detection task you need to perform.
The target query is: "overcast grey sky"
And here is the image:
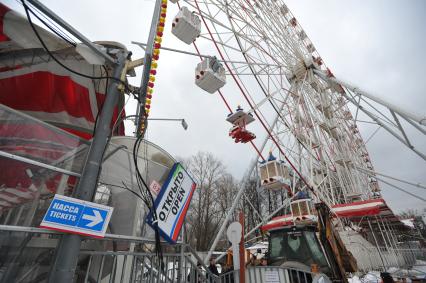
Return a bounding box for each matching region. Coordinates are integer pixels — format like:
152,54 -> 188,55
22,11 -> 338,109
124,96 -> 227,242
4,0 -> 425,213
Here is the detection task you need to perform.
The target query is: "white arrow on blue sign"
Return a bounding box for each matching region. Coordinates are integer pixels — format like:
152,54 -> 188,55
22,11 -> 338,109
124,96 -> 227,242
40,194 -> 113,238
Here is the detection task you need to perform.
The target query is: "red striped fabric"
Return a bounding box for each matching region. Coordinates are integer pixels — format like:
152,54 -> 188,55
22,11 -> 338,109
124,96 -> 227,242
1,72 -> 96,122
0,71 -> 125,139
0,3 -> 10,42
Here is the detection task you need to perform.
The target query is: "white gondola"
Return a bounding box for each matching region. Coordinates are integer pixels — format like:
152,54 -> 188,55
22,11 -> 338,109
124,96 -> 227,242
293,128 -> 307,144
343,110 -> 352,120
226,107 -> 255,126
337,96 -> 346,107
259,153 -> 291,191
294,112 -> 312,128
319,120 -> 339,140
298,30 -> 307,40
293,129 -> 319,148
350,124 -> 359,134
195,56 -> 226,93
171,7 -> 201,44
290,197 -> 317,224
280,4 -> 289,15
315,92 -> 333,118
312,168 -> 326,186
346,192 -> 362,202
334,154 -> 353,167
306,43 -> 316,53
369,180 -> 380,192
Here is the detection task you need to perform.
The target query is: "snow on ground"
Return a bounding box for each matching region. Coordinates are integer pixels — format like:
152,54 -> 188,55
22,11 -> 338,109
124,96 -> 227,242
348,262 -> 426,283
400,219 -> 415,229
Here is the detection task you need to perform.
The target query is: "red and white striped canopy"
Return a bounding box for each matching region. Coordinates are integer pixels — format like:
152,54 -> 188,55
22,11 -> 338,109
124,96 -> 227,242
260,198 -> 405,232
331,199 -> 385,218
0,3 -> 125,140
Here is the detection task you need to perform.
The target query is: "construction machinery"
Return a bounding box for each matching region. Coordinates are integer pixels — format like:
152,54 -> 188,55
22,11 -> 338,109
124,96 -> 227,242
262,198 -> 357,282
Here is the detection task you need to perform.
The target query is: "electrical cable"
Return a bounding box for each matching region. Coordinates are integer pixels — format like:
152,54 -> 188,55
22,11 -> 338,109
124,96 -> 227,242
99,182 -> 145,201
22,0 -> 132,92
132,134 -> 164,269
23,1 -> 77,46
22,2 -> 138,136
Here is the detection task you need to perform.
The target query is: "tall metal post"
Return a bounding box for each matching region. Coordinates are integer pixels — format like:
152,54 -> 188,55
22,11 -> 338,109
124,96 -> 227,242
48,52 -> 127,283
135,0 -> 163,135
238,212 -> 245,283
178,223 -> 185,282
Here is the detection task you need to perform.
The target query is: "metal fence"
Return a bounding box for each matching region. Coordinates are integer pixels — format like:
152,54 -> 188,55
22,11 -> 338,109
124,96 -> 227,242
0,225 -> 319,283
0,225 -> 224,283
347,245 -> 421,272
79,251 -> 200,283
2,224 -> 425,283
245,266 -> 314,283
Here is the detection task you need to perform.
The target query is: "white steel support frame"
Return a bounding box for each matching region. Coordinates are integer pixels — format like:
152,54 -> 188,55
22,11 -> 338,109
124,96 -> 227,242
315,69 -> 426,161
356,166 -> 426,190
314,70 -> 426,126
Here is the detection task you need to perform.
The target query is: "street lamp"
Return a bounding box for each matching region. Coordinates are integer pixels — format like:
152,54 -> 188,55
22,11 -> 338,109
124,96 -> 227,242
147,118 -> 188,130
113,115 -> 188,133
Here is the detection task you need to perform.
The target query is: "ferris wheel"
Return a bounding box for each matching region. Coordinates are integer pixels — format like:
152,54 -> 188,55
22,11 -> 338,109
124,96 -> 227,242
154,0 -> 426,218
166,0 -> 383,207
163,0 -> 426,262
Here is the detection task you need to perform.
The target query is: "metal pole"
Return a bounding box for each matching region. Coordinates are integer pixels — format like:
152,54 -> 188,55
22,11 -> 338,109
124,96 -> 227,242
367,218 -> 386,270
178,223 -> 185,282
27,0 -> 115,64
377,216 -> 399,267
132,41 -> 281,67
135,0 -> 163,135
48,52 -> 127,283
239,212 -> 245,283
204,104 -> 283,264
384,219 -> 402,266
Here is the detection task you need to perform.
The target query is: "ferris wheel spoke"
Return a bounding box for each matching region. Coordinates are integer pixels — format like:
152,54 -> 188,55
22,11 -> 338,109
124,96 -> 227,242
221,0 -> 300,66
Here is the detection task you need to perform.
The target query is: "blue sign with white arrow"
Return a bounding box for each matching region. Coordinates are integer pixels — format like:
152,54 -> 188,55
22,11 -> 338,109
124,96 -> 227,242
40,194 -> 113,238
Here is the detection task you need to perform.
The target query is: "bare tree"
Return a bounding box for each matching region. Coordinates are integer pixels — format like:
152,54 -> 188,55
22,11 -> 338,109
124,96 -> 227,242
185,152 -> 238,251
398,209 -> 420,219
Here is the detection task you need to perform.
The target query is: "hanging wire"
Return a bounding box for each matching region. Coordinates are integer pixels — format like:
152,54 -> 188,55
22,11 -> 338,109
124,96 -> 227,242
21,0 -> 132,92
22,0 -> 77,46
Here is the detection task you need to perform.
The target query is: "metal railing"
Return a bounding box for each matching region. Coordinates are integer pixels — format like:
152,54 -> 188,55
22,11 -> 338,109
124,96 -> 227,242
245,266 -> 313,283
79,250 -> 196,282
1,226 -> 424,282
348,245 -> 420,272
0,226 -> 221,283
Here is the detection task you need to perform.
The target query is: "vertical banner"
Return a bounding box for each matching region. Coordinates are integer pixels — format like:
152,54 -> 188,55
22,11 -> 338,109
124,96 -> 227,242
146,163 -> 196,243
